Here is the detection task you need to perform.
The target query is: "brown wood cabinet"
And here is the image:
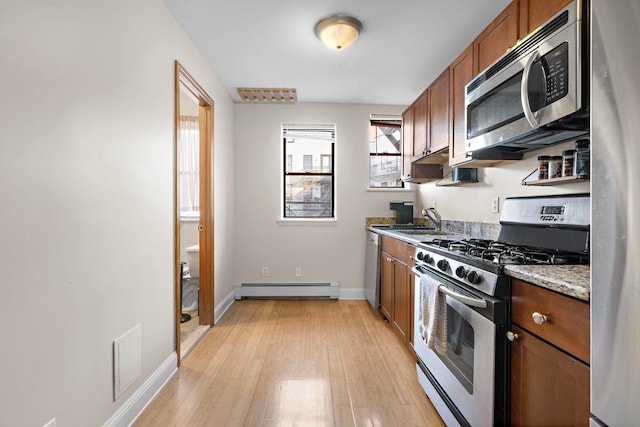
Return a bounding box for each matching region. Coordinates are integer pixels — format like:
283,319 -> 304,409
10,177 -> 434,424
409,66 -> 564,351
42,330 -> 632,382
427,68 -> 450,155
380,236 -> 415,345
402,105 -> 414,182
412,90 -> 429,160
509,279 -> 590,427
519,0 -> 573,37
401,102 -> 443,183
449,44 -> 474,167
473,1 -> 519,75
412,69 -> 450,165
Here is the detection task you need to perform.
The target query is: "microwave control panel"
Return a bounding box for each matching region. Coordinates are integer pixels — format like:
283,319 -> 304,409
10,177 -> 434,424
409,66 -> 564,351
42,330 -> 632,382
542,42 -> 569,105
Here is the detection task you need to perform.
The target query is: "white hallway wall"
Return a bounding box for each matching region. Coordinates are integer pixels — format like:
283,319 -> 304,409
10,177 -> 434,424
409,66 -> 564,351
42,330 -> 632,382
233,103 -> 408,296
0,0 -> 235,425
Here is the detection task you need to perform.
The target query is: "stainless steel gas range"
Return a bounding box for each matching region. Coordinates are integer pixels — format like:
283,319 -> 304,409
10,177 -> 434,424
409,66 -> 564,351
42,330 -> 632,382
413,194 -> 590,427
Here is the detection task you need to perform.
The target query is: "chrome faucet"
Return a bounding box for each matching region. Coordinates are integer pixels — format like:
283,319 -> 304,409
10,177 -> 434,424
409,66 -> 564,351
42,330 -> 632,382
423,207 -> 442,231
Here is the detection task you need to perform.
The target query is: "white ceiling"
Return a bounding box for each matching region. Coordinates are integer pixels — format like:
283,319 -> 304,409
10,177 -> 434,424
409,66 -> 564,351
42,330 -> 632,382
163,0 -> 511,106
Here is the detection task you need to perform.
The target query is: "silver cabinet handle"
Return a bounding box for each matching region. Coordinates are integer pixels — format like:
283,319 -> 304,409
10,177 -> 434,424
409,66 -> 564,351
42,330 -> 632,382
506,331 -> 519,341
532,312 -> 548,325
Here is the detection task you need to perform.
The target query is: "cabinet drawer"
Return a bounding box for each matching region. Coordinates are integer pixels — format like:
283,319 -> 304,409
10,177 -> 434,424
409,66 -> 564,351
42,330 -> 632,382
381,236 -> 415,264
512,279 -> 590,363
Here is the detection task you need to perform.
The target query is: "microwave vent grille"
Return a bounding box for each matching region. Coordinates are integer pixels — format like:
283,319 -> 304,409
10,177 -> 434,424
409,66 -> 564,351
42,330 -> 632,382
467,10 -> 570,95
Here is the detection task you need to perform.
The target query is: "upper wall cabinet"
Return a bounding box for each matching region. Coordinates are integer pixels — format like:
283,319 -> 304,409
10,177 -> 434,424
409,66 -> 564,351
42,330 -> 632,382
412,68 -> 450,165
402,99 -> 443,183
412,89 -> 429,161
473,1 -> 519,76
427,68 -> 450,156
519,0 -> 573,37
449,45 -> 474,167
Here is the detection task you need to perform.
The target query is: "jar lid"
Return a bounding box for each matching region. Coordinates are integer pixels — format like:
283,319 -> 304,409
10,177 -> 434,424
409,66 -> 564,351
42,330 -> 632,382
550,155 -> 563,160
575,139 -> 590,149
563,149 -> 576,155
537,155 -> 551,160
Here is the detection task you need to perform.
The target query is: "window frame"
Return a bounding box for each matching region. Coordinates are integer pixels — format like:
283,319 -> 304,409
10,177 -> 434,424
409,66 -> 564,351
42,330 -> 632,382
368,115 -> 405,190
282,124 -> 336,220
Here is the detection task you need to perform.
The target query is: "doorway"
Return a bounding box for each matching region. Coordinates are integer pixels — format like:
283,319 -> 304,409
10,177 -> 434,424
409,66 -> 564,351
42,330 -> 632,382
174,61 -> 214,362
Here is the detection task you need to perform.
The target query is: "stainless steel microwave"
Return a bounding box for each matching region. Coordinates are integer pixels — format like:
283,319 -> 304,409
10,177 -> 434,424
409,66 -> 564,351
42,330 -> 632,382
465,0 -> 589,155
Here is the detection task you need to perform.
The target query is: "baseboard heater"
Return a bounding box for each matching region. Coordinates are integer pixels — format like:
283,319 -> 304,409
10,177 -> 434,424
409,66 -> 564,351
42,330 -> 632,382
233,282 -> 339,300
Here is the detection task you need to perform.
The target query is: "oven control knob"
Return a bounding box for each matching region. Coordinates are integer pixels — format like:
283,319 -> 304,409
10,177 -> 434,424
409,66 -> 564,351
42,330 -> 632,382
467,271 -> 482,284
416,252 -> 424,261
424,254 -> 433,264
436,259 -> 449,272
455,266 -> 467,278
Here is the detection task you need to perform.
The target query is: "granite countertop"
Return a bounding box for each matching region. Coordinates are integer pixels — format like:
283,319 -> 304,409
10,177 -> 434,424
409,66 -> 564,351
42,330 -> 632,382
503,264 -> 590,302
366,224 -> 468,245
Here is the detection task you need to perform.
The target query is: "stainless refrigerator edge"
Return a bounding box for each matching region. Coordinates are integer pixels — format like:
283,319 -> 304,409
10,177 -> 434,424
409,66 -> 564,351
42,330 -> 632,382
591,1 -> 640,425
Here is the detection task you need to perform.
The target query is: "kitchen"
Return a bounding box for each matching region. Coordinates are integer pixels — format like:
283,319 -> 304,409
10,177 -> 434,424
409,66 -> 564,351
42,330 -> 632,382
1,0 -> 638,426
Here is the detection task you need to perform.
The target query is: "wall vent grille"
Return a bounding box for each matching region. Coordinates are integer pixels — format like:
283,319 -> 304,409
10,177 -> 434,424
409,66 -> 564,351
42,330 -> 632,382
237,87 -> 297,103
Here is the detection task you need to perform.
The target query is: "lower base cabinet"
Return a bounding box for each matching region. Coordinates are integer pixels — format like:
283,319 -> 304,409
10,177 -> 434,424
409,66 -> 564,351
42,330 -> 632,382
379,236 -> 415,347
510,324 -> 590,426
509,279 -> 590,426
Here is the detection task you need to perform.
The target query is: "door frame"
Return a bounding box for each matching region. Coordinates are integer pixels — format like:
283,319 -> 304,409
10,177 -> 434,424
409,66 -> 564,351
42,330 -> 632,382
174,61 -> 215,363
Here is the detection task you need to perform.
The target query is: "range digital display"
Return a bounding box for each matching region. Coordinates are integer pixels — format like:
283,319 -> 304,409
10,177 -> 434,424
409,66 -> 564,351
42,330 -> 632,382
541,205 -> 565,215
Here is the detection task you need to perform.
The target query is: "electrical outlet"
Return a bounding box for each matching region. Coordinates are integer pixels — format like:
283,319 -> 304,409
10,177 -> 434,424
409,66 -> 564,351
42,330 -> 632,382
262,267 -> 269,277
491,197 -> 500,213
295,267 -> 302,277
43,419 -> 56,427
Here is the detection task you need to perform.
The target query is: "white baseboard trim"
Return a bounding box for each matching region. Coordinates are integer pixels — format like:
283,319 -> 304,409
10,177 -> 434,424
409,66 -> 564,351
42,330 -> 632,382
103,352 -> 178,427
339,287 -> 365,300
215,290 -> 235,323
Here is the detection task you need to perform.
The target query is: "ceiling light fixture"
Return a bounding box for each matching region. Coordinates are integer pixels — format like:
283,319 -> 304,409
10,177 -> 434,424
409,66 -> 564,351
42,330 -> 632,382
314,15 -> 363,51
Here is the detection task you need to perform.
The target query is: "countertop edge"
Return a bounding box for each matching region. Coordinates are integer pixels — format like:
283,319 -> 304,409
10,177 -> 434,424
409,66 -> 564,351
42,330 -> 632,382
503,264 -> 590,302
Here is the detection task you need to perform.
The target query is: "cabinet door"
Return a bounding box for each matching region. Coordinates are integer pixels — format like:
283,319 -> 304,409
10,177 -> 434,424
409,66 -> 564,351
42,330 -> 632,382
449,44 -> 474,166
473,1 -> 518,75
510,325 -> 590,427
519,0 -> 572,37
402,105 -> 414,181
392,261 -> 409,341
379,251 -> 393,321
412,89 -> 429,161
428,68 -> 450,154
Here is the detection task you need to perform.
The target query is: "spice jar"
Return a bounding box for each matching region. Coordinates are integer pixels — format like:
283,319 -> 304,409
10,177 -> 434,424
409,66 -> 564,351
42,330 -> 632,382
574,139 -> 590,178
548,155 -> 563,179
562,149 -> 575,177
537,155 -> 551,180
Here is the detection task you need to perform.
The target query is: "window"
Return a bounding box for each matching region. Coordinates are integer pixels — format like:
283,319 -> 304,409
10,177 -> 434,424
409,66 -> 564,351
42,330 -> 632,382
178,114 -> 200,215
369,115 -> 403,188
283,124 -> 335,218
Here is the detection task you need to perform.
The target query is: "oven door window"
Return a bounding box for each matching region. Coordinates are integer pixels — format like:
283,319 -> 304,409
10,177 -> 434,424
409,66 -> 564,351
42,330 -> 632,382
435,303 -> 475,394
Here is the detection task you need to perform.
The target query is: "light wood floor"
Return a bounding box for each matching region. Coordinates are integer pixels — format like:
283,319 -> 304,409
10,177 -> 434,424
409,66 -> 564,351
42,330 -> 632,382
134,299 -> 445,426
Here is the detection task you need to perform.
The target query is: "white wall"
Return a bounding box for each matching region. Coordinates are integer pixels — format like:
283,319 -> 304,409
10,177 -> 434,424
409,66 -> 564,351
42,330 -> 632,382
416,140 -> 591,223
233,103 -> 409,295
0,1 -> 235,425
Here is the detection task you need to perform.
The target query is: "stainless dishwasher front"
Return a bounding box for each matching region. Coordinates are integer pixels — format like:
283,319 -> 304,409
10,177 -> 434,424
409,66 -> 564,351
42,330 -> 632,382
364,230 -> 381,310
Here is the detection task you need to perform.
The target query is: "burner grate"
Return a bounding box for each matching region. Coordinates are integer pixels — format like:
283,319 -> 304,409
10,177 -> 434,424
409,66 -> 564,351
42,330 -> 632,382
424,239 -> 589,267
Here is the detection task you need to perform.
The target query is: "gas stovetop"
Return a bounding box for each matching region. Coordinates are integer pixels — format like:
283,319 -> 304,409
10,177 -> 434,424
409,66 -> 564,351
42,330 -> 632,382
425,238 -> 589,269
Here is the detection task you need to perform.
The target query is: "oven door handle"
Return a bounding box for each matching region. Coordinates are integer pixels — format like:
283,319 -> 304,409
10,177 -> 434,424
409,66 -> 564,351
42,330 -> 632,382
413,265 -> 488,308
438,286 -> 487,308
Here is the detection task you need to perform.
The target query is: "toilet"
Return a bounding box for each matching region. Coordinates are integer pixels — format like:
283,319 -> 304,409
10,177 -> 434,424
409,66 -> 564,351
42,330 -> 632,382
185,244 -> 200,278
